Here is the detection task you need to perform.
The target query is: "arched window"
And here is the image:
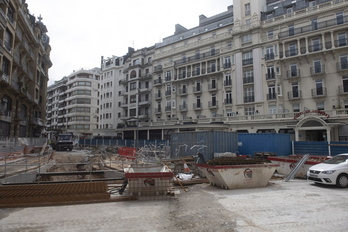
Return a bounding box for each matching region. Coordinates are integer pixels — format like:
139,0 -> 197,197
130,70 -> 137,78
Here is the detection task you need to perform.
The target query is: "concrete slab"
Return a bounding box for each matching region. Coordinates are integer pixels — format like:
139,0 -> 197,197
0,179 -> 347,232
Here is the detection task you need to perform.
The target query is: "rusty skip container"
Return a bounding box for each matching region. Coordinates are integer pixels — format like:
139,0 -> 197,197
196,163 -> 279,189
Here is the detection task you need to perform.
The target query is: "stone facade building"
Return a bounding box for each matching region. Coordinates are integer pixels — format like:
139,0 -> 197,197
0,0 -> 52,137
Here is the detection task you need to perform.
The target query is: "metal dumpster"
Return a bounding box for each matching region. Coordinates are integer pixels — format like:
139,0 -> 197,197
125,164 -> 174,196
196,163 -> 278,189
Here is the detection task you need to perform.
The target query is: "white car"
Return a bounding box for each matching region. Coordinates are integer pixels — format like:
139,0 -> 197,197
307,153 -> 348,188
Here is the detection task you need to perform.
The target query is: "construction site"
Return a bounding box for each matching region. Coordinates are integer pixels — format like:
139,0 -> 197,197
0,134 -> 348,231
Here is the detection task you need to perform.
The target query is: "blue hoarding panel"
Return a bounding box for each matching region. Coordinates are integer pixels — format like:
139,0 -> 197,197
238,133 -> 291,156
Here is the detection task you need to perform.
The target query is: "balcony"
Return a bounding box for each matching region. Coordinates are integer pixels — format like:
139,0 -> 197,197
192,70 -> 200,76
193,103 -> 202,110
153,78 -> 162,86
244,95 -> 255,103
165,90 -> 172,96
193,86 -> 202,94
308,43 -> 323,53
284,49 -> 298,57
335,38 -> 348,47
224,98 -> 233,105
179,88 -> 187,95
310,65 -> 325,76
155,108 -> 162,114
311,87 -> 327,97
154,65 -> 163,73
224,79 -> 232,86
174,50 -> 220,66
140,73 -> 152,80
179,104 -> 188,111
337,62 -> 348,74
207,66 -> 217,74
278,15 -> 348,39
338,85 -> 348,95
286,69 -> 301,79
223,63 -> 231,69
266,72 -> 276,80
288,90 -> 302,100
155,93 -> 162,99
243,76 -> 254,84
267,93 -> 277,100
139,99 -> 151,106
208,101 -> 218,108
165,75 -> 172,82
165,106 -> 171,112
242,58 -> 253,66
208,83 -> 217,91
265,53 -> 275,60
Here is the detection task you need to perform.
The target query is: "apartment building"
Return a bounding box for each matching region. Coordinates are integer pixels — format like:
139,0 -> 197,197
0,0 -> 52,137
109,0 -> 348,142
96,55 -> 125,138
46,69 -> 100,136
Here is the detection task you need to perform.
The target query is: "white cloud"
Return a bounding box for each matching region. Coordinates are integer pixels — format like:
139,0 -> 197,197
25,0 -> 233,85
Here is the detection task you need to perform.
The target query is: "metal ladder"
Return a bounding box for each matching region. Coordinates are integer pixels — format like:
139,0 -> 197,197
284,154 -> 310,182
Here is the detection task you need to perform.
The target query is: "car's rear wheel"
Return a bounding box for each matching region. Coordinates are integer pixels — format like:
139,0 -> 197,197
336,174 -> 348,188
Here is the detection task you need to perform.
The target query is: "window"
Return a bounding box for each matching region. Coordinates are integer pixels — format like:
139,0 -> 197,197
315,79 -> 323,96
2,57 -> 10,75
338,32 -> 347,47
340,55 -> 348,69
269,105 -> 277,114
4,30 -> 12,52
288,25 -> 295,36
225,91 -> 232,104
242,34 -> 252,44
130,82 -> 137,91
265,46 -> 274,60
292,82 -> 299,98
342,76 -> 348,93
336,12 -> 344,25
286,7 -> 293,16
311,19 -> 318,30
290,64 -> 298,77
267,66 -> 275,80
268,85 -> 276,100
309,1 -> 316,10
313,60 -> 322,73
311,38 -> 321,52
317,102 -> 324,110
245,3 -> 250,16
293,103 -> 300,112
242,51 -> 253,65
224,56 -> 231,68
243,70 -> 254,84
289,43 -> 297,56
225,73 -> 232,86
245,106 -> 255,115
244,87 -> 254,103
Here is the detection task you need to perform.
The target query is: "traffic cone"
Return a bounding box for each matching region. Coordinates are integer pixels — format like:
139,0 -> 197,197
183,161 -> 190,173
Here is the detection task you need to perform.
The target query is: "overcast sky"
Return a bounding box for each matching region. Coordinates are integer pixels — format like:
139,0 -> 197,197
25,0 -> 233,85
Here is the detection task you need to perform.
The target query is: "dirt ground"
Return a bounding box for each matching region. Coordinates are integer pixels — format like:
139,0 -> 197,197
0,180 -> 347,232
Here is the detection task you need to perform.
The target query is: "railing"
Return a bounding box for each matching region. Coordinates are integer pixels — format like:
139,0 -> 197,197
244,95 -> 255,103
242,58 -> 253,66
310,65 -> 325,75
243,76 -> 254,84
224,79 -> 232,86
224,98 -> 232,105
286,69 -> 301,79
267,93 -> 277,100
311,87 -> 327,97
288,90 -> 302,99
278,15 -> 348,38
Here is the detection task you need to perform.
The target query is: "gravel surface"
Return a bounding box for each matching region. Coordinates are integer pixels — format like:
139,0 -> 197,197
0,179 -> 347,232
